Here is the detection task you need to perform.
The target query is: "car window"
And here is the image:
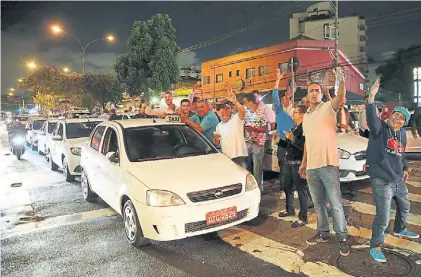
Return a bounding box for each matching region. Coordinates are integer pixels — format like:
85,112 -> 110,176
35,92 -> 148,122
66,121 -> 101,139
48,122 -> 57,134
33,120 -> 46,130
101,128 -> 119,156
58,124 -> 64,137
124,125 -> 218,162
41,122 -> 46,132
90,126 -> 106,151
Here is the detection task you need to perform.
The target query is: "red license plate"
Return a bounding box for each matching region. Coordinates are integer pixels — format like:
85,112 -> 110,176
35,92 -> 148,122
206,206 -> 237,225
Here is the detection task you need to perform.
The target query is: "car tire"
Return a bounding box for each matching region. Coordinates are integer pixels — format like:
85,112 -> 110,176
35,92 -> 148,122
38,148 -> 44,156
123,200 -> 150,248
81,169 -> 97,202
63,157 -> 75,182
31,143 -> 36,151
49,152 -> 58,171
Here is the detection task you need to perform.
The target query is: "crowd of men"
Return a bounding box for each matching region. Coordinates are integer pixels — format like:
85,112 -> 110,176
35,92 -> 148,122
99,67 -> 419,262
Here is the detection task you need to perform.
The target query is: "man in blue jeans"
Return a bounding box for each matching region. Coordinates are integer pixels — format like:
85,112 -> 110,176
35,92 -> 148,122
366,78 -> 419,263
298,68 -> 350,256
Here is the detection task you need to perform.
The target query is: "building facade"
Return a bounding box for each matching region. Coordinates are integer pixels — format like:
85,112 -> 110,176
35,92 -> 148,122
289,2 -> 367,74
201,39 -> 365,102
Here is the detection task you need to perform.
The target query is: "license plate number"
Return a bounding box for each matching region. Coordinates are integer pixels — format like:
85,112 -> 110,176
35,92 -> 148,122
206,206 -> 237,225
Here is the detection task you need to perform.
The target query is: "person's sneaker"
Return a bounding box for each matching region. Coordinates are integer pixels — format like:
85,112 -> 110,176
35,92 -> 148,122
308,199 -> 314,209
369,248 -> 386,263
306,232 -> 330,245
339,239 -> 351,256
279,192 -> 286,200
393,229 -> 420,239
278,211 -> 295,217
291,219 -> 307,228
294,191 -> 299,199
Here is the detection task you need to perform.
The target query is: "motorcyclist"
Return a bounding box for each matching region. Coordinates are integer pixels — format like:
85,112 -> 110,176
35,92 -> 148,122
8,119 -> 26,143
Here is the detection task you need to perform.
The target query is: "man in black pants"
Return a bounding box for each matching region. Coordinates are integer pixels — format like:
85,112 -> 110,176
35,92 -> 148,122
278,105 -> 310,228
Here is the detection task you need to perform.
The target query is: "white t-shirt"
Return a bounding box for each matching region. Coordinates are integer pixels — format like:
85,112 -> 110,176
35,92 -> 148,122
216,113 -> 248,159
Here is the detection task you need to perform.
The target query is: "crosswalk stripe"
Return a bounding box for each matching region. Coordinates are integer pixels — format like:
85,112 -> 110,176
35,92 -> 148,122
358,187 -> 421,204
407,180 -> 421,188
269,205 -> 421,254
351,201 -> 421,227
219,227 -> 353,277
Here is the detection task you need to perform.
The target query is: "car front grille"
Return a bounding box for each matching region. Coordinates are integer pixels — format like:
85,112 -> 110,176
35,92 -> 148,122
354,151 -> 366,161
185,209 -> 248,233
187,183 -> 242,203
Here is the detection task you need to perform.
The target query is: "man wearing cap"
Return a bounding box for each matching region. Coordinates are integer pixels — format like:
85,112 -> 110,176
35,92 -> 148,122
366,78 -> 419,263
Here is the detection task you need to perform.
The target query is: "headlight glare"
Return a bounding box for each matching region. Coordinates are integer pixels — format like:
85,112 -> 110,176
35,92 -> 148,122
146,190 -> 185,207
12,136 -> 25,145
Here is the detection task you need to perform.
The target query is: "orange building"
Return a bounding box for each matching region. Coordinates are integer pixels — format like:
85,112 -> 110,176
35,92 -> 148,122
201,38 -> 365,102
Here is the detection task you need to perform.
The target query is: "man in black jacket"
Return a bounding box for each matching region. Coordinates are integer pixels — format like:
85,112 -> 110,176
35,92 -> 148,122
277,105 -> 310,228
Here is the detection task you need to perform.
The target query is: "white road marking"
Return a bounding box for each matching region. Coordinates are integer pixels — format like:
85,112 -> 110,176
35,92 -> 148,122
219,227 -> 352,277
358,187 -> 421,203
1,208 -> 118,238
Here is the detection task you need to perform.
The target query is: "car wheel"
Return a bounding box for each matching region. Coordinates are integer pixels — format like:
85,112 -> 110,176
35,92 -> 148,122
81,169 -> 97,202
31,141 -> 36,151
123,200 -> 150,248
63,157 -> 75,182
38,148 -> 44,156
49,152 -> 58,171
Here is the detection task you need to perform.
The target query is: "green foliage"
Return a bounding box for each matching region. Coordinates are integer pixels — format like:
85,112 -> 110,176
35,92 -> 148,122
114,14 -> 180,97
82,73 -> 122,108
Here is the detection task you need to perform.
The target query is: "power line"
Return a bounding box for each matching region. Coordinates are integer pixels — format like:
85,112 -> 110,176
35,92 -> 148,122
178,1 -> 305,54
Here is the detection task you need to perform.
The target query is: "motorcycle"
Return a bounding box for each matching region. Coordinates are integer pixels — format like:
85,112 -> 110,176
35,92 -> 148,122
8,125 -> 26,160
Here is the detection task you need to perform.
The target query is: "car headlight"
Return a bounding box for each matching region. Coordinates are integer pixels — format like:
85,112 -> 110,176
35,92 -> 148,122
245,173 -> 258,191
12,136 -> 25,145
146,190 -> 185,207
338,148 -> 351,159
70,147 -> 82,156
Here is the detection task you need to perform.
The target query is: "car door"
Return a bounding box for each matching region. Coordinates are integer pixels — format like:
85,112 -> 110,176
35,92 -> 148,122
98,126 -> 123,211
38,122 -> 47,153
51,123 -> 64,166
84,125 -> 107,196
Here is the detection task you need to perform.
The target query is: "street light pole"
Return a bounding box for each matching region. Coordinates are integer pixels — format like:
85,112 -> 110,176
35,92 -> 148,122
334,0 -> 339,69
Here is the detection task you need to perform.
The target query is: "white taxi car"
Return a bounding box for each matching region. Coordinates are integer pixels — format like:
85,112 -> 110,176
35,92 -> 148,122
48,118 -> 104,181
26,116 -> 46,150
37,119 -> 59,156
263,132 -> 369,183
80,117 -> 261,247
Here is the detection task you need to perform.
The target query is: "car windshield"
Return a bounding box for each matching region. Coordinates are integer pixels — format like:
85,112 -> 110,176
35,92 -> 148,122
33,120 -> 46,130
48,123 -> 57,133
66,121 -> 101,139
124,125 -> 218,162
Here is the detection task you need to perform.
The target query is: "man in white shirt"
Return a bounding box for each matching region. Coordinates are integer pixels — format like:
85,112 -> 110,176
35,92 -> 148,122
145,91 -> 179,118
213,88 -> 248,168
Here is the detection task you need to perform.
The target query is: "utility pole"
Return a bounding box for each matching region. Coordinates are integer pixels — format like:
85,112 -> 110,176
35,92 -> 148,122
334,0 -> 339,69
290,57 -> 295,105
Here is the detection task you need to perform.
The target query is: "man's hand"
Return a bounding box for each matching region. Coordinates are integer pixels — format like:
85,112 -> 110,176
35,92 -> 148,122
226,87 -> 237,104
403,170 -> 409,183
370,78 -> 381,98
276,68 -> 284,81
284,131 -> 293,141
179,112 -> 188,122
299,164 -> 307,179
213,133 -> 221,145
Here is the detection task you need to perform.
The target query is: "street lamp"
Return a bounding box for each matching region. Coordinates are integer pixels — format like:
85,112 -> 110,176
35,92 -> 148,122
63,67 -> 70,73
50,24 -> 115,73
17,78 -> 23,83
27,62 -> 37,70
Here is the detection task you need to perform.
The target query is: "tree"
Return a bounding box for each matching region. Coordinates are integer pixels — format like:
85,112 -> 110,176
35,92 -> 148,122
375,45 -> 421,107
32,91 -> 56,113
82,73 -> 123,109
114,14 -> 180,97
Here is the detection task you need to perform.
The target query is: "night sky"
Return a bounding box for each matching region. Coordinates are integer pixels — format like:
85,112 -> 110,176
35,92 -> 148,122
1,1 -> 421,94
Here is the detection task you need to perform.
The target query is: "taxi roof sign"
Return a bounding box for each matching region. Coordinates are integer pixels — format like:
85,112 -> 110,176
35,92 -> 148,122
164,115 -> 181,123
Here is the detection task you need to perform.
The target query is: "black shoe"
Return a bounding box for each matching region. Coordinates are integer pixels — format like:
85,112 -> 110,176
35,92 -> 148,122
339,239 -> 351,256
306,232 -> 330,245
278,211 -> 295,217
308,200 -> 314,209
291,220 -> 307,228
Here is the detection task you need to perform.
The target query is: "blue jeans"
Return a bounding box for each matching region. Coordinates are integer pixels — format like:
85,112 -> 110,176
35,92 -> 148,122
246,143 -> 265,192
306,166 -> 348,240
370,178 -> 410,248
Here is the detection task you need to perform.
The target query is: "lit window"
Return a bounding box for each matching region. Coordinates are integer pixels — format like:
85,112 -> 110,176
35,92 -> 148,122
246,68 -> 255,79
258,66 -> 268,76
216,74 -> 223,83
414,67 -> 421,80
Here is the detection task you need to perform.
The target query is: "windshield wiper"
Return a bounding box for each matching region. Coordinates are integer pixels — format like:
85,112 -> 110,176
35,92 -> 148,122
137,156 -> 176,162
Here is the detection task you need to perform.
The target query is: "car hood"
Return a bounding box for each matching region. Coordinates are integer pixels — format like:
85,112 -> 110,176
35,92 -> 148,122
125,153 -> 248,196
337,133 -> 368,154
68,137 -> 89,148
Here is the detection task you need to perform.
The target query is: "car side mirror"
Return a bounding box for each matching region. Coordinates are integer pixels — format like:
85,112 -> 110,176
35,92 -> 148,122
106,151 -> 119,163
52,135 -> 63,141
